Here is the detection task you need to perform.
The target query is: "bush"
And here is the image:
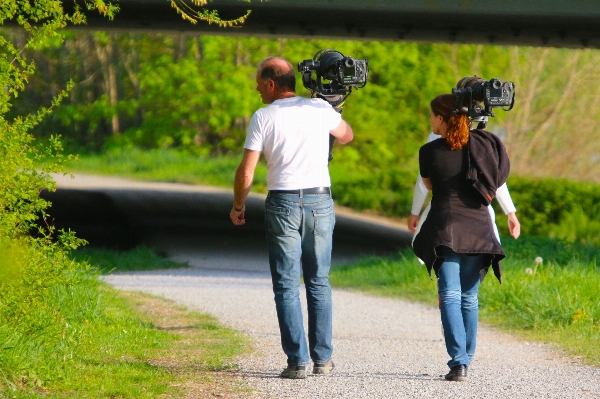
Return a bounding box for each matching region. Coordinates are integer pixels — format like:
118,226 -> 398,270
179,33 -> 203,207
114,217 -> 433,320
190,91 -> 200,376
497,177 -> 600,246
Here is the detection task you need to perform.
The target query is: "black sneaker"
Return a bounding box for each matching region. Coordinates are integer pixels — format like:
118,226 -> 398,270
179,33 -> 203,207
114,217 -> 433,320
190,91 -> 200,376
444,365 -> 467,382
313,360 -> 335,375
279,365 -> 307,379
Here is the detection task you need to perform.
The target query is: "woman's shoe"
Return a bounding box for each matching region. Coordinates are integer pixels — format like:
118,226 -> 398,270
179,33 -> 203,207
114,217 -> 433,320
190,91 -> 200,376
444,365 -> 467,382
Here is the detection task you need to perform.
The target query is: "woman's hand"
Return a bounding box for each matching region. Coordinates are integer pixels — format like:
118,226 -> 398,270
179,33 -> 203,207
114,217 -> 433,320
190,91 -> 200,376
507,212 -> 520,239
408,214 -> 419,233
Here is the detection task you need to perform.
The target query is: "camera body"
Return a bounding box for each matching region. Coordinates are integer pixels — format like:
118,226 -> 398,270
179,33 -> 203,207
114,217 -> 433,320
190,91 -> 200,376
452,78 -> 515,118
298,49 -> 368,97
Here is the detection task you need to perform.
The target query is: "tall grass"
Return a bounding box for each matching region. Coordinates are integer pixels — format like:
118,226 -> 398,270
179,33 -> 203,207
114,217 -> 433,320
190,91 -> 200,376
329,236 -> 600,365
1,247 -> 249,397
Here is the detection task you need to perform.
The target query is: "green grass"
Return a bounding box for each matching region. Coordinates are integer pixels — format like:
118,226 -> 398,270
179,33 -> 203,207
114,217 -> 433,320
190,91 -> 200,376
2,250 -> 250,398
64,147 -> 268,193
69,245 -> 187,274
330,236 -> 600,366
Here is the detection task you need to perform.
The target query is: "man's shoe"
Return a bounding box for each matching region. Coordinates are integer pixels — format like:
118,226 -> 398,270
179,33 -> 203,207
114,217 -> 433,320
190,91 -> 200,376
313,360 -> 335,375
444,365 -> 467,381
279,365 -> 307,379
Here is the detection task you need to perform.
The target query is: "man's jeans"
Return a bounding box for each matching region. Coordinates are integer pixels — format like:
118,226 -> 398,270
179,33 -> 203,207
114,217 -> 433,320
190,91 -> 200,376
265,192 -> 335,366
437,248 -> 484,368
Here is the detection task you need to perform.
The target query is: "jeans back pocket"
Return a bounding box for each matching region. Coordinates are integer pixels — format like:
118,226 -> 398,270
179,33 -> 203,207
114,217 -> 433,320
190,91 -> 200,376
313,205 -> 335,236
265,204 -> 291,236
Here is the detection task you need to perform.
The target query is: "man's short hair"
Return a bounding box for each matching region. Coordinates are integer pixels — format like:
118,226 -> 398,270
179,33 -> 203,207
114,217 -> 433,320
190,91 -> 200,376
259,57 -> 296,93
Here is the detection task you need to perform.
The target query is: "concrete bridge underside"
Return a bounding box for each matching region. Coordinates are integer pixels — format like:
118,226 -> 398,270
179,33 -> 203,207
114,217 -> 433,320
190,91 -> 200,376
79,0 -> 600,48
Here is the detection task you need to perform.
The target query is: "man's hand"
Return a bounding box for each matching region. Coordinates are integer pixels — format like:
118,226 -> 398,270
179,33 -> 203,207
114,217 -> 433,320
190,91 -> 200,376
507,212 -> 520,239
230,205 -> 246,225
407,214 -> 419,233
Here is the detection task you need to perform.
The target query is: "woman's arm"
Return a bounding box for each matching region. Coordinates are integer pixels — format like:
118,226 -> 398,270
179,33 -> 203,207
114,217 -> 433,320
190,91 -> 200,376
496,183 -> 520,239
408,174 -> 429,233
496,183 -> 516,214
409,135 -> 438,232
422,177 -> 432,190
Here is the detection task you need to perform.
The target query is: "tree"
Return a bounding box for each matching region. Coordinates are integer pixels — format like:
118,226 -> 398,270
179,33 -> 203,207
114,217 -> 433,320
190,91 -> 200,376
169,0 -> 251,26
0,1 -> 118,238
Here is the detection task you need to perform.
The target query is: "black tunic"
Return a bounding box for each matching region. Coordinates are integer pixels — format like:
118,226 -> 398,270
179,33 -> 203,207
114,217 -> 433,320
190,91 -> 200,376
412,138 -> 505,282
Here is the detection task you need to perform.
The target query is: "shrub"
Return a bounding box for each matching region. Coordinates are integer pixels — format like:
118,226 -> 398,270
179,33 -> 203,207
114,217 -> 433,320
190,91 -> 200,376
497,177 -> 600,246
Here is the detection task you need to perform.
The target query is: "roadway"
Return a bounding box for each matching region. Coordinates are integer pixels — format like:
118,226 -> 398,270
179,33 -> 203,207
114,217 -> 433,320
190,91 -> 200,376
45,174 -> 413,272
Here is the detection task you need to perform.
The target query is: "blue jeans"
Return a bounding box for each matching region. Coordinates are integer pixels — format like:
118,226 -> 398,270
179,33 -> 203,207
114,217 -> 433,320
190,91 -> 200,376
265,192 -> 335,366
437,248 -> 484,368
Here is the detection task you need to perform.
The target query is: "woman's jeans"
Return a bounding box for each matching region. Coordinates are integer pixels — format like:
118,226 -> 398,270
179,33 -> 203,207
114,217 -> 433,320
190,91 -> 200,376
265,192 -> 335,366
437,248 -> 484,368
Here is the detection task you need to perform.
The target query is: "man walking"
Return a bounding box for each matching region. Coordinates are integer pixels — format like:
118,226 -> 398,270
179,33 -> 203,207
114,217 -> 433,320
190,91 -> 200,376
230,56 -> 353,379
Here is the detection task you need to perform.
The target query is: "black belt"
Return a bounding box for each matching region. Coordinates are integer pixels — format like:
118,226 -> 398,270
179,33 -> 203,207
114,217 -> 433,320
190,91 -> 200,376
269,187 -> 331,195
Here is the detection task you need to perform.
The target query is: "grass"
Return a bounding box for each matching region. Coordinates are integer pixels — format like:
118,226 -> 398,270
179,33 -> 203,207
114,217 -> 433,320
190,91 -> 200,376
69,245 -> 187,274
2,250 -> 251,398
329,236 -> 600,366
63,148 -> 268,193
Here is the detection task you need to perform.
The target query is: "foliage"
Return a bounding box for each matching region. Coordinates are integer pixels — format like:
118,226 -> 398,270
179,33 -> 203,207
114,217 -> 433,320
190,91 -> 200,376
496,176 -> 600,247
12,35 -> 515,159
169,0 -> 251,26
330,236 -> 600,365
2,2 -> 258,393
0,0 -> 118,390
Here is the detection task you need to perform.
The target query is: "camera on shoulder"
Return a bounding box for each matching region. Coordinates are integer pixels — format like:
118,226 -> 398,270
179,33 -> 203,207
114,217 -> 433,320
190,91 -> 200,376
452,77 -> 515,119
298,49 -> 368,98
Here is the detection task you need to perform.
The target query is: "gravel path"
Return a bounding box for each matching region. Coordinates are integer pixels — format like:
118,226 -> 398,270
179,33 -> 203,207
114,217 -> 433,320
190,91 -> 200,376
105,268 -> 600,399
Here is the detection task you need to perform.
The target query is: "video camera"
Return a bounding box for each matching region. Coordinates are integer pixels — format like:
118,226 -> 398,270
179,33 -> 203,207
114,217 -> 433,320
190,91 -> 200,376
298,49 -> 368,163
298,49 -> 368,112
451,77 -> 515,119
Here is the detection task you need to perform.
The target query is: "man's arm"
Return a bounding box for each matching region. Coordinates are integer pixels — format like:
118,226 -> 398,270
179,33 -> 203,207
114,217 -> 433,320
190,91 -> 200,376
230,149 -> 261,225
330,119 -> 354,144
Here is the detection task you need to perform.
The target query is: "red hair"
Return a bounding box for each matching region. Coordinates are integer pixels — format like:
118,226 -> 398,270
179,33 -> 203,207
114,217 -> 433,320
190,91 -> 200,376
430,94 -> 470,150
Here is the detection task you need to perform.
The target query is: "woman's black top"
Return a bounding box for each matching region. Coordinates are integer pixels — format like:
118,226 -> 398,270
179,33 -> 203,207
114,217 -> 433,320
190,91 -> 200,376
412,137 -> 505,282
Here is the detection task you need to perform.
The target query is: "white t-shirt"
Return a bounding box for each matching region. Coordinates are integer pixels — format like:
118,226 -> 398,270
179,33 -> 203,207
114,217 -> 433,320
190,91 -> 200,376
244,97 -> 342,191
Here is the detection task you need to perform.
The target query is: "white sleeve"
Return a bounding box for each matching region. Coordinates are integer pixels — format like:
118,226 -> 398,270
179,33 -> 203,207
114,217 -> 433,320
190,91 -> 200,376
410,133 -> 439,215
496,183 -> 516,214
411,174 -> 429,215
244,111 -> 264,151
325,108 -> 342,131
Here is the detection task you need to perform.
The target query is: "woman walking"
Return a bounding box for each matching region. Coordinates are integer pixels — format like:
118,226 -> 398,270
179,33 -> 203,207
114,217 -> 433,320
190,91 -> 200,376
413,94 -> 510,382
